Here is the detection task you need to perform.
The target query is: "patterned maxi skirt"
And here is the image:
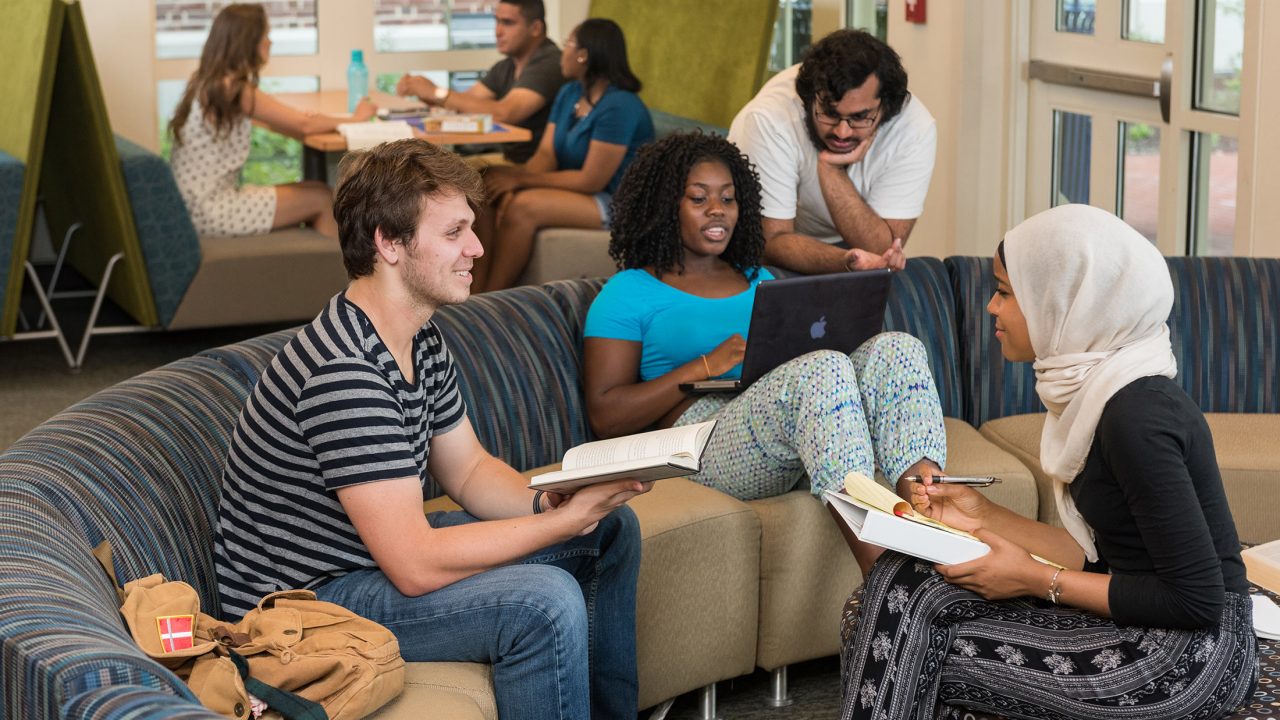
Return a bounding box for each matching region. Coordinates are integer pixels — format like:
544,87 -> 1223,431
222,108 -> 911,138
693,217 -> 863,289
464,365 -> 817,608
839,552 -> 1258,720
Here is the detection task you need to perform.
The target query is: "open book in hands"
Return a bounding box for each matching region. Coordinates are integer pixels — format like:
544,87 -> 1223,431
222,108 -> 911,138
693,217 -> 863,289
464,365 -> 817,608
825,471 -> 991,565
528,421 -> 717,493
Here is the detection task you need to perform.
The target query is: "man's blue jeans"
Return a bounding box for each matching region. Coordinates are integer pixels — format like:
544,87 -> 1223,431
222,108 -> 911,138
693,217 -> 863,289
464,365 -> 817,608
314,505 -> 641,720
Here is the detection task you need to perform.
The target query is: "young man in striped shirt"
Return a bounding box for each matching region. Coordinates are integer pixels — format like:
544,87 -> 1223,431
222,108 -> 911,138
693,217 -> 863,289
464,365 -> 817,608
213,139 -> 650,720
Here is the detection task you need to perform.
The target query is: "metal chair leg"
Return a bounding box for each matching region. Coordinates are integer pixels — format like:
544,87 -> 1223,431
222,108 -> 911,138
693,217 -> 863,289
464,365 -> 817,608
20,261 -> 76,369
698,682 -> 721,720
35,221 -> 84,328
73,252 -> 124,368
647,698 -> 675,720
766,665 -> 795,707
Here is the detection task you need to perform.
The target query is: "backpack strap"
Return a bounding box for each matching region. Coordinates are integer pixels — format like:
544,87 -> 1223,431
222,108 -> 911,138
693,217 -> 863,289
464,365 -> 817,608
227,648 -> 328,720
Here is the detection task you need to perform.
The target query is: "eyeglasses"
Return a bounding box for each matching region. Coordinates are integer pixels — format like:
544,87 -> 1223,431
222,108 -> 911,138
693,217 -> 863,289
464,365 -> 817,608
813,103 -> 881,130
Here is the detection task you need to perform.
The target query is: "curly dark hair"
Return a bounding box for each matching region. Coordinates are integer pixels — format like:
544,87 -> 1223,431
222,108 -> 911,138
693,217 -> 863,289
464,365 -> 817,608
608,132 -> 765,279
796,28 -> 910,130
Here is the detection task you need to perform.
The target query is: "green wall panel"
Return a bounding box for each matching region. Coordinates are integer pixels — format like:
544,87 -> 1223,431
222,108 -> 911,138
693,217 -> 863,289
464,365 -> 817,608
588,0 -> 777,130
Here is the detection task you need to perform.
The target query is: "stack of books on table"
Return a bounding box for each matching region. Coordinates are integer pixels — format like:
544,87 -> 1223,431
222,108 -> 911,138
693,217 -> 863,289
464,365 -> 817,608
416,113 -> 493,133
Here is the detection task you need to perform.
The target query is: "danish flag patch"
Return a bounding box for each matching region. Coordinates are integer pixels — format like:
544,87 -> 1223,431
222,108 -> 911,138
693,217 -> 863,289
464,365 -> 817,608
156,614 -> 195,653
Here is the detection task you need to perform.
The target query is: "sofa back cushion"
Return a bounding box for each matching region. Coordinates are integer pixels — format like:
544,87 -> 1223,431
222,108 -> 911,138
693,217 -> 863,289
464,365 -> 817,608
431,279 -> 604,477
947,255 -> 1041,426
0,354 -> 257,614
883,257 -> 965,420
949,255 -> 1280,425
1166,256 -> 1280,412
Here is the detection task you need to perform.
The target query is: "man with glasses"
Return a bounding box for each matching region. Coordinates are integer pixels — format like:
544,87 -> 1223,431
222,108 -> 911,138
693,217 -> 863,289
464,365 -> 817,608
729,29 -> 936,274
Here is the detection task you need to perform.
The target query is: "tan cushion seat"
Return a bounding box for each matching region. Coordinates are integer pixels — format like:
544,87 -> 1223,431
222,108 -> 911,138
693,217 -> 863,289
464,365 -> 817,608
368,662 -> 495,720
166,228 -> 348,330
980,412 -> 1280,544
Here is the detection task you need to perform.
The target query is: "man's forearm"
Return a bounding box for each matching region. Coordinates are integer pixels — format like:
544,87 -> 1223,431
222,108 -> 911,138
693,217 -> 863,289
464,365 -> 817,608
451,454 -> 538,520
443,91 -> 499,117
817,163 -> 893,253
763,232 -> 851,274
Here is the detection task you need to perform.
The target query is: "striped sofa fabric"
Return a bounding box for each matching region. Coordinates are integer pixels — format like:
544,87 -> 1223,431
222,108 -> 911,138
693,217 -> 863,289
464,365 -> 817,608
883,257 -> 965,420
1165,257 -> 1280,413
946,256 -> 1042,426
0,355 -> 258,719
947,255 -> 1280,426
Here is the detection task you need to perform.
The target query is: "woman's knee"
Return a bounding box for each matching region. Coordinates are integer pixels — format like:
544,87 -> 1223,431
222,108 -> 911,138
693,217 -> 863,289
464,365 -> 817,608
789,349 -> 856,384
502,190 -> 542,225
856,331 -> 929,371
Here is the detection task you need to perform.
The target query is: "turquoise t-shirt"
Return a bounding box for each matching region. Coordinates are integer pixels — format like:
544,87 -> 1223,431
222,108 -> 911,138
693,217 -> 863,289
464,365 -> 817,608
584,268 -> 775,382
549,83 -> 655,194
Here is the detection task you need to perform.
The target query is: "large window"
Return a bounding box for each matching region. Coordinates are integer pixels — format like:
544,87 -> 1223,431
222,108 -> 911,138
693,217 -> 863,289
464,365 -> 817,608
374,0 -> 496,52
1029,0 -> 1251,256
155,0 -> 318,59
152,1 -> 501,182
770,0 -> 813,72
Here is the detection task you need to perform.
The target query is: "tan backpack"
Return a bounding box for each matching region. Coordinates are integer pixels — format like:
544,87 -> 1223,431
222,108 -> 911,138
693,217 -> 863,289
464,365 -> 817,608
97,543 -> 404,719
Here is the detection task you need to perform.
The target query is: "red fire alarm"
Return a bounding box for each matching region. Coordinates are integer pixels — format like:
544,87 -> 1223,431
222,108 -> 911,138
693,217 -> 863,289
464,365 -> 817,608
906,0 -> 926,23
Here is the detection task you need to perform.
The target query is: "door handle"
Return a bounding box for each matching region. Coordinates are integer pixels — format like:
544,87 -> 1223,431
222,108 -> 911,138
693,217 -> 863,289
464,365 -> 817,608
1159,54 -> 1173,124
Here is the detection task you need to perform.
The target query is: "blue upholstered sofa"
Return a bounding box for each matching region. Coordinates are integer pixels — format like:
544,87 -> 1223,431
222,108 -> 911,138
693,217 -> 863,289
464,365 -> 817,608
2,257 -> 1276,719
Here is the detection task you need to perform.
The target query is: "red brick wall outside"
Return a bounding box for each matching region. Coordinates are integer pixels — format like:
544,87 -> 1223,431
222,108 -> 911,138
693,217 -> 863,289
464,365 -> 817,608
155,1 -> 318,31
155,1 -> 497,32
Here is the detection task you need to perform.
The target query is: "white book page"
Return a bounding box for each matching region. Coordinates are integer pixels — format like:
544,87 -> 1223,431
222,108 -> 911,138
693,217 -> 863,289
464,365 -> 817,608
562,421 -> 714,470
337,121 -> 414,150
1246,538 -> 1280,565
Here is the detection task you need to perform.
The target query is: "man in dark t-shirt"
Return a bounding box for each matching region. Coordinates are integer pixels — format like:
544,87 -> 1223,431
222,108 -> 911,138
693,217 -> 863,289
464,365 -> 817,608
396,0 -> 566,163
213,139 -> 648,720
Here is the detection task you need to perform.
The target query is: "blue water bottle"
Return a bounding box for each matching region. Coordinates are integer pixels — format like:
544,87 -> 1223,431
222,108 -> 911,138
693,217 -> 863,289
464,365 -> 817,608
347,49 -> 368,113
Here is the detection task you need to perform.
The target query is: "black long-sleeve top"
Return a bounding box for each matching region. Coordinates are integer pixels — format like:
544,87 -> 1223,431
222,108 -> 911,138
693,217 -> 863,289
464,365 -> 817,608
1070,375 -> 1248,630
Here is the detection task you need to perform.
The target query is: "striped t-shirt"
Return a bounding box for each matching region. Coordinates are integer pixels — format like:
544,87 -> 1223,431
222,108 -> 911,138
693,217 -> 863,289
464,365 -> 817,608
214,292 -> 466,619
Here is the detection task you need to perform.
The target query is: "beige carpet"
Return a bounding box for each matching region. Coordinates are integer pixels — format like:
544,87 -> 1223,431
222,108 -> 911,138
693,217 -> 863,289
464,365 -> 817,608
0,322 -> 292,452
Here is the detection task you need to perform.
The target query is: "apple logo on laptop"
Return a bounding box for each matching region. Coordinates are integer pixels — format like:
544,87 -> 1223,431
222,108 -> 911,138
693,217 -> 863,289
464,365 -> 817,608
810,315 -> 827,340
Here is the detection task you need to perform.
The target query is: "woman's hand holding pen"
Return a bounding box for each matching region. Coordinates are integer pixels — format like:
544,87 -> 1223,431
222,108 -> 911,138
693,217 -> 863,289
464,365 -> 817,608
905,477 -> 990,533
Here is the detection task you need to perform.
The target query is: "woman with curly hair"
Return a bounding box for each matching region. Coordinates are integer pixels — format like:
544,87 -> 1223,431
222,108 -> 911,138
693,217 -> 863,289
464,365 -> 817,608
169,3 -> 376,238
582,131 -> 947,506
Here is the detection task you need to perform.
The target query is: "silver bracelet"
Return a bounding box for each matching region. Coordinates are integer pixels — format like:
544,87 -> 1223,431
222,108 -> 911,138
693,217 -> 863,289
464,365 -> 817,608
1046,567 -> 1064,605
532,489 -> 546,515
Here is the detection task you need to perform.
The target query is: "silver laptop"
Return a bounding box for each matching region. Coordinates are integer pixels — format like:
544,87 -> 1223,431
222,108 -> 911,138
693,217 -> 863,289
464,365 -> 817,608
678,269 -> 894,394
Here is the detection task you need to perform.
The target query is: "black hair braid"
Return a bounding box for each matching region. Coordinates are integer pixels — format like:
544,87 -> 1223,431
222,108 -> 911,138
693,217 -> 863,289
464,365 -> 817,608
608,131 -> 765,279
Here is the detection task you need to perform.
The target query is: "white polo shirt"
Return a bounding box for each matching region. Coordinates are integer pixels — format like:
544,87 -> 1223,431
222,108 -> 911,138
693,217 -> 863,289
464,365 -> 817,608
728,64 -> 937,243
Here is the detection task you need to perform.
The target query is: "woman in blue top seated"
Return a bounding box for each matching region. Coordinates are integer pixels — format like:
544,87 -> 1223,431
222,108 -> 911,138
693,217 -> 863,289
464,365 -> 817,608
583,131 -> 947,518
474,18 -> 655,292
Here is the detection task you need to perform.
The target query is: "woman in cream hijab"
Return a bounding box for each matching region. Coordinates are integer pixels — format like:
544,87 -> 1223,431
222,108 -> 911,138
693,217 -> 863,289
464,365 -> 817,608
839,205 -> 1256,720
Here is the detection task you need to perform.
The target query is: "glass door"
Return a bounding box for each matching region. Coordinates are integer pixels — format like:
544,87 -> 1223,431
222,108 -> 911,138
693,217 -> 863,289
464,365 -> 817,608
1025,0 -> 1251,256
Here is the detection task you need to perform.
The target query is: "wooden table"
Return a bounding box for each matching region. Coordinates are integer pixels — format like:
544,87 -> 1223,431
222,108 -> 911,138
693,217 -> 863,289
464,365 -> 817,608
275,90 -> 533,181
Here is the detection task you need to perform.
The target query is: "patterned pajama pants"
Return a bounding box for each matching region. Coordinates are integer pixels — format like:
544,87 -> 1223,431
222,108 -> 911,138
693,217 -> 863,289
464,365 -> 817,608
674,332 -> 948,501
840,552 -> 1259,720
